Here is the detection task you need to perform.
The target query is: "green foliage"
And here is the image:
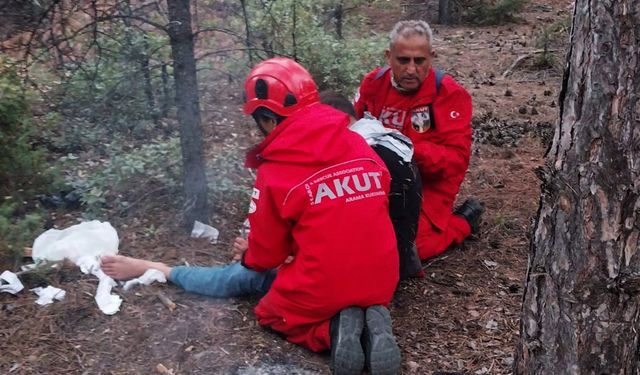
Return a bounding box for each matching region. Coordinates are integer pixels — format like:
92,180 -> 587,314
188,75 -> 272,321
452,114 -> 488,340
533,16 -> 571,70
0,61 -> 61,200
79,138 -> 182,217
206,139 -> 254,206
243,0 -> 385,94
464,0 -> 529,26
52,27 -> 172,147
297,29 -> 384,95
0,200 -> 44,268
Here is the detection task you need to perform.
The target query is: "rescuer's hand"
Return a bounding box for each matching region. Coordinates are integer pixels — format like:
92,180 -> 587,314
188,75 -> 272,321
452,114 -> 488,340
232,237 -> 248,261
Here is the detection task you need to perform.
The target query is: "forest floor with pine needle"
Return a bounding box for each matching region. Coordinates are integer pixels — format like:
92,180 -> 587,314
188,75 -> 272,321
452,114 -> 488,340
1,1 -> 573,373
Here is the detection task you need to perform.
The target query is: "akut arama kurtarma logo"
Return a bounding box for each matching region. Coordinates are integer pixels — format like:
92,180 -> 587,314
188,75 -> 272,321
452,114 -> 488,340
304,166 -> 385,205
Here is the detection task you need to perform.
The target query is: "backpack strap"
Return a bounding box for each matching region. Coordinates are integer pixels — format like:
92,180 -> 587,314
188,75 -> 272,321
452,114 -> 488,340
435,68 -> 445,95
374,66 -> 391,80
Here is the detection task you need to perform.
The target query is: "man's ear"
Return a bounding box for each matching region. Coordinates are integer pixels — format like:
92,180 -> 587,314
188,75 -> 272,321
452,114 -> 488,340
431,49 -> 437,58
384,48 -> 391,64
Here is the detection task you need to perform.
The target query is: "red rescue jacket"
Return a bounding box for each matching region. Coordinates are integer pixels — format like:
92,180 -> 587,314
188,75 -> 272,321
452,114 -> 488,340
242,103 -> 399,350
354,67 -> 472,230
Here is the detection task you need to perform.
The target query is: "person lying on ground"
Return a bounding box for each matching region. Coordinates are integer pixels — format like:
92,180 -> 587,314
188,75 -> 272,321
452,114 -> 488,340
353,20 -> 485,260
102,57 -> 403,375
319,90 -> 422,280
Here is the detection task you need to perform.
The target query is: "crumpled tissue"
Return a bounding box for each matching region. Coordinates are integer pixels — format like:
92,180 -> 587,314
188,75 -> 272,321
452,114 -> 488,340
32,220 -> 121,315
31,286 -> 66,305
76,255 -> 121,315
123,269 -> 167,291
191,220 -> 219,244
0,270 -> 24,294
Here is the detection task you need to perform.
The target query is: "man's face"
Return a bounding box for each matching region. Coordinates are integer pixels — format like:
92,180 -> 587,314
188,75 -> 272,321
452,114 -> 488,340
385,35 -> 434,92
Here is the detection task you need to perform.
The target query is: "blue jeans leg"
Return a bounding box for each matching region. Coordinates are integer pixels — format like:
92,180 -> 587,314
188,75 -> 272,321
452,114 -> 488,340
169,262 -> 277,298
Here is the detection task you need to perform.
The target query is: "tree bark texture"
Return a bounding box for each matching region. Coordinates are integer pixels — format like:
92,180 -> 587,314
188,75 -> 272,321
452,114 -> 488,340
516,1 -> 640,374
166,0 -> 209,228
438,0 -> 451,25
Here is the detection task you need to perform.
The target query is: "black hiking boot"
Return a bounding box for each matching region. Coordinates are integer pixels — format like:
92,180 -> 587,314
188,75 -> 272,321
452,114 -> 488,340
330,307 -> 365,375
399,243 -> 423,280
363,305 -> 401,375
454,198 -> 485,234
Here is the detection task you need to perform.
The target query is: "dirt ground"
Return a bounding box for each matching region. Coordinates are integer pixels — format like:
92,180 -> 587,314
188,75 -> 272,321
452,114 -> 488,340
0,1 -> 573,374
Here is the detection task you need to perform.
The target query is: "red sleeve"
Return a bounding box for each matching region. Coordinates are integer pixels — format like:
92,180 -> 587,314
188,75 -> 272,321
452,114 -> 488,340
241,171 -> 292,272
412,83 -> 472,179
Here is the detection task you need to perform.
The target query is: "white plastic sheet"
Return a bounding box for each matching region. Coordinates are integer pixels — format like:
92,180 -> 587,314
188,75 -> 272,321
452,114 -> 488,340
32,221 -> 121,315
191,220 -> 219,244
33,220 -> 119,262
0,270 -> 24,294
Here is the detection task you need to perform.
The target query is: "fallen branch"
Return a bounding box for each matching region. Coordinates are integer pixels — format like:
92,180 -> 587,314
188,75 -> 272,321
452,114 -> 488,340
502,55 -> 532,78
156,291 -> 176,311
156,363 -> 175,375
15,261 -> 63,276
502,49 -> 560,78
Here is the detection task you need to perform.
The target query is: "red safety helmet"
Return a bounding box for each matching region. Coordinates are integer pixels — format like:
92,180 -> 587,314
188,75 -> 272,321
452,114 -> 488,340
243,57 -> 319,118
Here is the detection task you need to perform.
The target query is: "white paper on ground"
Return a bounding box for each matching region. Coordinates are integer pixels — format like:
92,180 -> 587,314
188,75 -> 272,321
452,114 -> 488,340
122,269 -> 167,291
31,221 -> 122,315
76,255 -> 122,315
191,220 -> 219,244
32,220 -> 119,263
20,263 -> 37,272
0,270 -> 24,294
31,286 -> 66,305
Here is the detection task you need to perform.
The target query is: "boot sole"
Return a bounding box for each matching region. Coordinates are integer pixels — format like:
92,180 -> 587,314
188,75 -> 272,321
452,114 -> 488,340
331,307 -> 365,375
365,305 -> 401,375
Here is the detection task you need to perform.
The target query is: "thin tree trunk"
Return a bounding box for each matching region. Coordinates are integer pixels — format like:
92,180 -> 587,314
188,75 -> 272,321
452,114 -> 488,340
140,35 -> 157,122
438,0 -> 451,25
120,0 -> 156,123
161,61 -> 170,118
516,1 -> 640,374
239,0 -> 253,64
335,0 -> 343,39
291,0 -> 297,61
166,0 -> 209,228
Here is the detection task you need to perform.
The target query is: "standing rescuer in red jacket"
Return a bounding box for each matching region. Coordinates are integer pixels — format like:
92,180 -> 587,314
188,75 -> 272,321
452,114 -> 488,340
353,20 -> 485,261
242,58 -> 401,375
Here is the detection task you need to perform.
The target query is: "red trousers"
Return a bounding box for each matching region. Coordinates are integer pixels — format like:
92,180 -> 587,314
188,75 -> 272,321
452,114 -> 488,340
416,213 -> 471,260
255,295 -> 332,352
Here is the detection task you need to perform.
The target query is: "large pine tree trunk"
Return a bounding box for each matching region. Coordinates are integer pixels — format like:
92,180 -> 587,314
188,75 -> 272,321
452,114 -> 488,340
166,0 -> 209,228
515,1 -> 640,373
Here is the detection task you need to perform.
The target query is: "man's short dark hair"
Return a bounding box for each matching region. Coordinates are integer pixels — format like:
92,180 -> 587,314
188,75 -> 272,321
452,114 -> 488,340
252,106 -> 286,125
319,91 -> 357,118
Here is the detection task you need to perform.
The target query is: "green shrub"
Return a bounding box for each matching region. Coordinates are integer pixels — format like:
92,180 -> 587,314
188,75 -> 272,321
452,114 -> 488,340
77,137 -> 182,217
0,61 -> 61,200
206,142 -> 254,206
48,27 -> 172,147
297,29 -> 384,95
533,16 -> 571,70
0,61 -> 62,267
0,201 -> 43,268
242,0 -> 385,95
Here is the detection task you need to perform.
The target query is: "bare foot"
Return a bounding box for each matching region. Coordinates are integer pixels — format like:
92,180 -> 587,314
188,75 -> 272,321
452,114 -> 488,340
101,255 -> 169,280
